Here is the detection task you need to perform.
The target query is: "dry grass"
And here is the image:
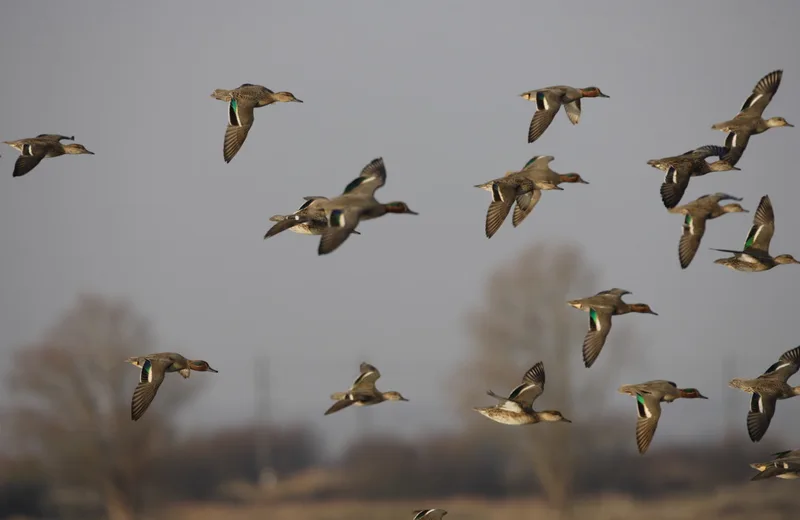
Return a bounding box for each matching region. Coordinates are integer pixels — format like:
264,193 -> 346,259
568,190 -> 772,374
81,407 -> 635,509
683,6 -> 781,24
167,482 -> 800,520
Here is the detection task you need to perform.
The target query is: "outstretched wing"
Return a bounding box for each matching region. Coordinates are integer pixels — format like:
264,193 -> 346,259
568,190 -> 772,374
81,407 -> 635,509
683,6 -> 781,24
564,99 -> 581,125
760,346 -> 800,382
351,362 -> 381,392
505,361 -> 546,406
634,392 -> 663,454
527,90 -> 562,143
223,98 -> 256,163
678,213 -> 708,269
511,189 -> 542,228
721,130 -> 751,168
341,157 -> 387,197
582,308 -> 613,368
131,358 -> 172,421
747,391 -> 777,442
660,165 -> 691,209
484,183 -> 515,239
737,69 -> 782,118
742,195 -> 775,255
521,155 -> 555,171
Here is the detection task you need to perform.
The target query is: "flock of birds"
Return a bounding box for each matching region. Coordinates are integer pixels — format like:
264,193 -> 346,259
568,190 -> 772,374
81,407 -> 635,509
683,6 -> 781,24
3,68 -> 799,503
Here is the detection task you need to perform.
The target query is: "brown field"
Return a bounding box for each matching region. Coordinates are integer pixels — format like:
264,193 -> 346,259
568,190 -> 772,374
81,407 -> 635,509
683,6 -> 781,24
168,483 -> 800,520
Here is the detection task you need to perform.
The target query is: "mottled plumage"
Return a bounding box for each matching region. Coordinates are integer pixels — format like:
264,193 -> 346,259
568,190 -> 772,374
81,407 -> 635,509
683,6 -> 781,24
648,145 -> 740,209
712,195 -> 800,272
473,361 -> 571,425
210,83 -> 302,163
729,346 -> 800,442
667,193 -> 748,269
618,381 -> 707,454
568,289 -> 657,368
3,134 -> 93,177
710,71 -> 793,166
519,85 -> 609,143
474,155 -> 564,238
126,352 -> 217,421
325,362 -> 408,416
307,158 -> 416,255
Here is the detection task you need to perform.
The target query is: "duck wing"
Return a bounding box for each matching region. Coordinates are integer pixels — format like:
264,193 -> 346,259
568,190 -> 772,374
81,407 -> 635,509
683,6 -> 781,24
747,391 -> 778,442
742,195 -> 775,255
131,357 -> 172,421
634,392 -> 663,454
527,90 -> 563,143
511,189 -> 542,228
737,70 -> 782,119
582,308 -> 614,368
484,183 -> 516,238
678,212 -> 708,269
340,157 -> 387,197
660,165 -> 691,209
505,361 -> 546,406
223,98 -> 256,163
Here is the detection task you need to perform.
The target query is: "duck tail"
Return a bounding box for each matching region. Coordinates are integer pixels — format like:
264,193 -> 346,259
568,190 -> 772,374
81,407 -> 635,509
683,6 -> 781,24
211,89 -> 233,102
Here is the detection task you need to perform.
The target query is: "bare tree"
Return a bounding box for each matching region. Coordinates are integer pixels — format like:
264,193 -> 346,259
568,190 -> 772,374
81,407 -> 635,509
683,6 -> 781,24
2,294 -> 198,520
458,243 -> 638,519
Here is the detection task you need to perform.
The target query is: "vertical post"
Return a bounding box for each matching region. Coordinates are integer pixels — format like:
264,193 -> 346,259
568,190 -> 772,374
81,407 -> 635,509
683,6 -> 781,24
254,355 -> 272,487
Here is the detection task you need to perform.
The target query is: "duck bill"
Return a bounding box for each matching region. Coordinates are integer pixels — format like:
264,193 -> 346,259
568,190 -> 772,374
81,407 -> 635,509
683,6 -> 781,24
294,99 -> 303,103
599,93 -> 610,98
786,122 -> 795,127
561,417 -> 573,423
208,367 -> 219,373
406,210 -> 419,215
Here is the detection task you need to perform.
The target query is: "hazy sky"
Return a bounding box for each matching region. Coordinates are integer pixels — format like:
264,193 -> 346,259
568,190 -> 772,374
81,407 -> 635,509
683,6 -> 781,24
1,1 -> 799,455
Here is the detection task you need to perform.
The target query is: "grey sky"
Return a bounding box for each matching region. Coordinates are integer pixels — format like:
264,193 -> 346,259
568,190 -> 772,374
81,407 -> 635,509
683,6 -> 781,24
1,1 -> 799,454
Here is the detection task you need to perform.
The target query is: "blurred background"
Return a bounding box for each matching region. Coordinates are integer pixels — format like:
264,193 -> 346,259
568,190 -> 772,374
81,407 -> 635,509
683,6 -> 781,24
1,1 -> 800,519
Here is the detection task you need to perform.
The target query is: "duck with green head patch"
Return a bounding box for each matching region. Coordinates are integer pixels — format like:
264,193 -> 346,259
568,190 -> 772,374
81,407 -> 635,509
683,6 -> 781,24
474,361 -> 572,426
126,352 -> 218,421
567,288 -> 657,368
729,345 -> 800,443
711,70 -> 793,167
667,192 -> 749,269
210,83 -> 302,163
325,362 -> 409,415
618,380 -> 708,454
711,194 -> 800,272
519,85 -> 609,144
3,134 -> 93,178
307,157 -> 416,255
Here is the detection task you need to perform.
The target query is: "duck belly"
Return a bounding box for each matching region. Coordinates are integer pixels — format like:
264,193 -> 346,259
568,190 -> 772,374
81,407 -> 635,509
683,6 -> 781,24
474,407 -> 534,425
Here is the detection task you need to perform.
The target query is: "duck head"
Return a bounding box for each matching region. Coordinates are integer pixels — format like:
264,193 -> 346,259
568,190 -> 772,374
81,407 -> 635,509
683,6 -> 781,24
774,254 -> 800,265
189,360 -> 219,373
629,303 -> 658,315
383,391 -> 409,402
539,410 -> 572,423
65,143 -> 94,155
274,91 -> 303,103
722,203 -> 748,214
384,201 -> 418,215
678,388 -> 708,399
559,173 -> 590,184
580,86 -> 610,98
766,117 -> 793,128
